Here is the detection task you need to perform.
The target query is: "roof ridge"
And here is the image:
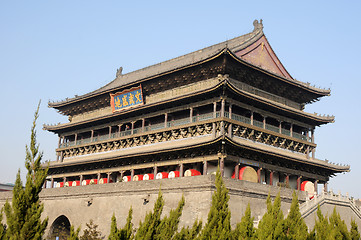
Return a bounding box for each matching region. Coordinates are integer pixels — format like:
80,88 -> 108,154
49,20 -> 264,107
95,20 -> 263,92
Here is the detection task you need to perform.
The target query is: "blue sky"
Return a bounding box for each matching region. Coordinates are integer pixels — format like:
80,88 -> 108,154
0,1 -> 360,198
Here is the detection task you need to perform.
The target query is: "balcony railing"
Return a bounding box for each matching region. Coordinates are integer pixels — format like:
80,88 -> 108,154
60,111 -> 310,148
253,119 -> 264,129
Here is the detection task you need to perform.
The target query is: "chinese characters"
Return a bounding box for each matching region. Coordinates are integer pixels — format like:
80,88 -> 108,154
111,86 -> 144,112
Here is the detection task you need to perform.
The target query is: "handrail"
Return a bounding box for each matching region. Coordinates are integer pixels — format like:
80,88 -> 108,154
299,191 -> 361,218
60,111 -> 311,148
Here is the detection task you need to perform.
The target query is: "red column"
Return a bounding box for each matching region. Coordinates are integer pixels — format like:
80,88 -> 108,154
235,164 -> 240,180
285,175 -> 289,187
257,168 -> 262,183
297,176 -> 302,190
269,171 -> 273,186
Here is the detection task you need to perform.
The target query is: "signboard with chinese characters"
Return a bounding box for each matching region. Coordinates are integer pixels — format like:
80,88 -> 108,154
110,85 -> 144,112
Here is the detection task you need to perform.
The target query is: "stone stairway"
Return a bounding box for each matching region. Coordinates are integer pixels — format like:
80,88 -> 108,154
299,191 -> 361,219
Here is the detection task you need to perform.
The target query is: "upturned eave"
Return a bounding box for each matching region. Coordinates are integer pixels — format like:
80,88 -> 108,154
48,20 -> 330,113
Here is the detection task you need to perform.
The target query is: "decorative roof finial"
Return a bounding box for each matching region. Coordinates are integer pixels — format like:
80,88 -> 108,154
253,19 -> 263,31
116,67 -> 123,78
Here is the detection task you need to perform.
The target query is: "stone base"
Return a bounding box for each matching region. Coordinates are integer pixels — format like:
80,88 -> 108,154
0,175 -> 359,237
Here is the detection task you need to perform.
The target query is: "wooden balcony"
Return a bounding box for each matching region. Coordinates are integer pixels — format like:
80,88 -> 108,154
56,111 -> 315,161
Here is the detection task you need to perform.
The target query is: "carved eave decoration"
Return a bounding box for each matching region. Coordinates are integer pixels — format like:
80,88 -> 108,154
43,76 -> 333,134
43,78 -> 224,133
43,71 -> 334,134
46,136 -> 222,175
223,137 -> 350,174
224,78 -> 334,126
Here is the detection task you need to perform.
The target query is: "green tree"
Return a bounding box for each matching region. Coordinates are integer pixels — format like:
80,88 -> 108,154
313,206 -> 330,240
174,219 -> 202,240
232,203 -> 255,240
4,102 -> 48,239
80,219 -> 102,240
350,219 -> 360,240
155,195 -> 185,239
199,170 -> 231,240
328,207 -> 350,240
0,209 -> 6,239
256,193 -> 284,240
134,190 -> 164,240
68,225 -> 81,240
282,191 -> 308,240
108,214 -> 120,240
109,208 -> 134,240
119,208 -> 133,240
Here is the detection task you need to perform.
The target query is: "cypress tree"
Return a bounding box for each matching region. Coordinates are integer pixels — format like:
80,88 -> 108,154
155,195 -> 185,239
134,190 -> 164,240
0,209 -> 6,239
108,214 -> 120,240
307,228 -> 316,240
232,203 -> 255,240
119,208 -> 133,240
328,207 -> 350,240
350,219 -> 360,240
256,193 -> 284,240
108,208 -> 133,240
313,206 -> 330,240
68,225 -> 81,240
200,170 -> 231,240
282,191 -> 308,240
4,102 -> 48,239
174,219 -> 202,240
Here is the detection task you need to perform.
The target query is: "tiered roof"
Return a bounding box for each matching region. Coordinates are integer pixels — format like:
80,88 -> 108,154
45,20 -> 333,132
